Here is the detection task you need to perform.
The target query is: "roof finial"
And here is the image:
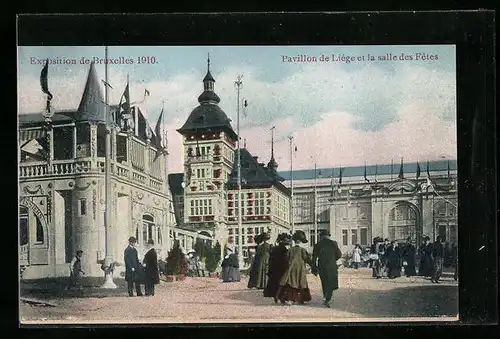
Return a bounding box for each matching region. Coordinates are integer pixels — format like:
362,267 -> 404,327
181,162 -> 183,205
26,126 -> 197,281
244,138 -> 247,148
207,52 -> 211,72
271,126 -> 275,159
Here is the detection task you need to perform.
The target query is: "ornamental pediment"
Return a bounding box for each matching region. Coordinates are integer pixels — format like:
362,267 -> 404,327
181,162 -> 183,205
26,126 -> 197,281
387,179 -> 418,193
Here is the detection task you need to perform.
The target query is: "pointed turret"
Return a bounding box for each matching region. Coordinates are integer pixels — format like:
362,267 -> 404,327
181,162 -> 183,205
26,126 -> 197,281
198,53 -> 220,104
75,62 -> 106,122
177,55 -> 236,140
267,126 -> 278,174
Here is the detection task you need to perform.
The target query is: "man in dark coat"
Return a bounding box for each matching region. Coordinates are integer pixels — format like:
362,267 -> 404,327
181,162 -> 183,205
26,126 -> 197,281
124,236 -> 143,297
143,239 -> 160,296
419,236 -> 434,278
431,236 -> 445,283
312,229 -> 342,308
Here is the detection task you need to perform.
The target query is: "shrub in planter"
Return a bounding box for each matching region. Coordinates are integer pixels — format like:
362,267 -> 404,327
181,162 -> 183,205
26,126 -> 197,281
166,240 -> 189,276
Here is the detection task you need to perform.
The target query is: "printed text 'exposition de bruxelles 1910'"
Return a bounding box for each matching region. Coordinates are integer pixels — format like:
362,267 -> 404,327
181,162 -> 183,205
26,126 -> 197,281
29,56 -> 158,65
282,53 -> 439,63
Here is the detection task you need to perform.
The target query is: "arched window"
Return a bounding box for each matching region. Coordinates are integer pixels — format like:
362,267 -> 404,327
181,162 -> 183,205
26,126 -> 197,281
142,214 -> 155,244
388,203 -> 417,242
35,217 -> 44,243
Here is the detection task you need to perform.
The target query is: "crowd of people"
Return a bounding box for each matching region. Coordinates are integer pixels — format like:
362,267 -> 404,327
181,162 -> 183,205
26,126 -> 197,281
246,229 -> 343,308
367,235 -> 458,283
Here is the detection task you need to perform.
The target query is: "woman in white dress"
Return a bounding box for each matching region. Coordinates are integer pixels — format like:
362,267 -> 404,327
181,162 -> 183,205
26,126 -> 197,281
352,244 -> 362,269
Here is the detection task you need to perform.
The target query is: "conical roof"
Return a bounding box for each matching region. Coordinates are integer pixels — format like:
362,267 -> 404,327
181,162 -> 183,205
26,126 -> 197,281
75,62 -> 106,122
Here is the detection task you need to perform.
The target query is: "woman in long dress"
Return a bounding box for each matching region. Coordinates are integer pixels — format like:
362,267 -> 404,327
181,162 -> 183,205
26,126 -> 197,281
276,230 -> 312,305
263,233 -> 291,303
418,236 -> 434,278
386,241 -> 402,279
221,247 -> 240,283
402,237 -> 417,277
247,234 -> 263,288
248,232 -> 271,289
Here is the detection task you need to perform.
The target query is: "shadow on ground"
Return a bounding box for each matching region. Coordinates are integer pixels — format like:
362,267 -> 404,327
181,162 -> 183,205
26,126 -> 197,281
229,284 -> 458,318
20,277 -> 129,299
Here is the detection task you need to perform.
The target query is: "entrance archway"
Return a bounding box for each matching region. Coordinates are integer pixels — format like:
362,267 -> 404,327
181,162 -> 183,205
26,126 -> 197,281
19,199 -> 48,266
386,202 -> 419,245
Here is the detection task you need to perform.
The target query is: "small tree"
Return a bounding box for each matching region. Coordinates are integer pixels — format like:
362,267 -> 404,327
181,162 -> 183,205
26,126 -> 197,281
213,241 -> 221,265
194,238 -> 207,259
166,240 -> 188,275
204,246 -> 218,274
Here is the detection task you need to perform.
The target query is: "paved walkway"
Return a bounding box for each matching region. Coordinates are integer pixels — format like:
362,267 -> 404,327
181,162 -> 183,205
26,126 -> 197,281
20,267 -> 458,324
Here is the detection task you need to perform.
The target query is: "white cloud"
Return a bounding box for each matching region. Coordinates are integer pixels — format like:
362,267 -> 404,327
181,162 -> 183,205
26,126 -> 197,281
18,58 -> 456,173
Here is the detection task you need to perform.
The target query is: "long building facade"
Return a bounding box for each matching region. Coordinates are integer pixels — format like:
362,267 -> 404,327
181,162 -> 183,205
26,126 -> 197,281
282,161 -> 458,254
18,63 -> 209,280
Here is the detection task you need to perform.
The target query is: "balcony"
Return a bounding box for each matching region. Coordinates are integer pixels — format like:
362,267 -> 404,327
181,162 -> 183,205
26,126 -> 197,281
19,158 -> 165,193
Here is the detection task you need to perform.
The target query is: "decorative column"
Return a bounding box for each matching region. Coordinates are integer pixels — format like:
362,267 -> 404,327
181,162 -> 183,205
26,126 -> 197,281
46,125 -> 54,174
89,122 -> 98,170
126,132 -> 133,179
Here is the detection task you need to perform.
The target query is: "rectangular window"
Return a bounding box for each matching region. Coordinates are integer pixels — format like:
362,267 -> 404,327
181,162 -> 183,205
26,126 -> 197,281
208,206 -> 212,215
79,199 -> 87,216
201,169 -> 205,177
197,169 -> 200,178
351,229 -> 358,245
190,208 -> 194,215
342,229 -> 348,246
203,206 -> 207,215
360,228 -> 368,246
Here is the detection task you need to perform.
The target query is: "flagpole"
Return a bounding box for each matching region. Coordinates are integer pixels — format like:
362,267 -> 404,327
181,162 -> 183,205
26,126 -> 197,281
235,74 -> 244,269
288,136 -> 294,234
314,162 -> 318,245
102,45 -> 117,288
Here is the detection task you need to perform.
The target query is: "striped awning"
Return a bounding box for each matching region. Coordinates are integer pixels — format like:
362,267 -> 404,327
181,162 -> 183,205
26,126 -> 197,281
19,129 -> 46,144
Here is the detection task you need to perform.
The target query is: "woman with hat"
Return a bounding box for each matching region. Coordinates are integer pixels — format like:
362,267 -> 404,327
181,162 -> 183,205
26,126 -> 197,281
264,233 -> 292,303
247,233 -> 263,288
248,232 -> 272,289
143,239 -> 160,296
276,230 -> 312,305
221,246 -> 241,283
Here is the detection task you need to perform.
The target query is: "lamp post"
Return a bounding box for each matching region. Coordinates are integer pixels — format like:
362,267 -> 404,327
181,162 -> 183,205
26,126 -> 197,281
101,46 -> 117,289
235,74 -> 244,268
288,136 -> 295,234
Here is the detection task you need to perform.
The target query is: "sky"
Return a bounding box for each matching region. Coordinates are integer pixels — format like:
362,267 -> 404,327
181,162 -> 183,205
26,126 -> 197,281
18,45 -> 457,173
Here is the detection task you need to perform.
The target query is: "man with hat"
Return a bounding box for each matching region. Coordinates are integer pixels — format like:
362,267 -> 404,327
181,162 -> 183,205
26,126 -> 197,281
312,229 -> 342,308
143,239 -> 160,296
124,236 -> 144,297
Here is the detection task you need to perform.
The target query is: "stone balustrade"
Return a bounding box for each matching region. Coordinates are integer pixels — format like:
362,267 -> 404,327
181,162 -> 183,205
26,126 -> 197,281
19,158 -> 164,193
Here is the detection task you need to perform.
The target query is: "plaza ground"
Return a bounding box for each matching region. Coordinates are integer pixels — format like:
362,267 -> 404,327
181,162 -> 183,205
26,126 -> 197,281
19,267 -> 458,324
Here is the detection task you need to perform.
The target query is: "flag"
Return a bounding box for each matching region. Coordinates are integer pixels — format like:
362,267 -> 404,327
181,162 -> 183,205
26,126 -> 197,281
145,89 -> 150,97
339,167 -> 343,184
426,160 -> 431,177
398,158 -> 404,179
447,160 -> 450,179
375,164 -> 378,182
243,99 -> 248,118
416,162 -> 421,179
118,81 -> 131,129
40,59 -> 53,112
154,108 -> 164,157
364,163 -> 369,182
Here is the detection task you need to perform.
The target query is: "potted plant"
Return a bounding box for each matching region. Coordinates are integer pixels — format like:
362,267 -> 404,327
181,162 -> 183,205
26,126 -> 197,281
166,240 -> 189,282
